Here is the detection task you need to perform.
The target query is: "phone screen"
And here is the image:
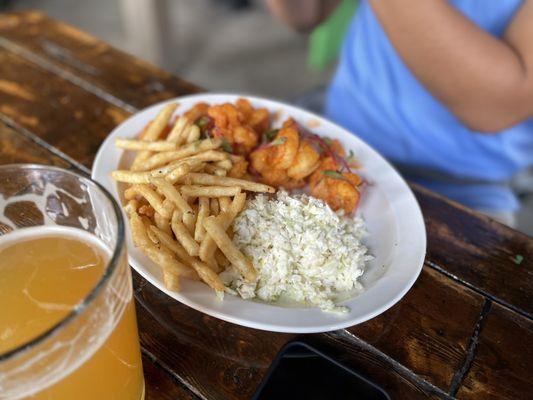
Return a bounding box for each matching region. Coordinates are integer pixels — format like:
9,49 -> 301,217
253,343 -> 390,400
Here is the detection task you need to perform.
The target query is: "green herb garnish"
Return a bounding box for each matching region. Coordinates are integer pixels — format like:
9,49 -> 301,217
513,254 -> 524,265
195,116 -> 211,128
322,137 -> 333,146
270,136 -> 287,146
220,138 -> 233,153
264,128 -> 279,141
323,170 -> 347,181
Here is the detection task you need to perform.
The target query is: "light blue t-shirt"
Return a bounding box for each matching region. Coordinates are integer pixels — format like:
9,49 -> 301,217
326,0 -> 533,212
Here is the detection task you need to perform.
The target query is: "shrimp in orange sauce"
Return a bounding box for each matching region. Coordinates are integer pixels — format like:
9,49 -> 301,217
250,121 -> 321,188
181,99 -> 365,213
207,103 -> 261,155
309,156 -> 363,213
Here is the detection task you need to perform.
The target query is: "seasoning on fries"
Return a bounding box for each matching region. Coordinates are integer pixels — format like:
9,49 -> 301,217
203,216 -> 256,282
111,103 -> 263,295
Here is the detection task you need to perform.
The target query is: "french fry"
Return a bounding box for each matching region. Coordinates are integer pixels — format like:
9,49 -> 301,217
166,116 -> 189,144
129,211 -> 198,287
214,159 -> 232,170
210,198 -> 219,216
141,139 -> 222,170
131,103 -> 178,170
186,125 -> 201,143
189,257 -> 225,291
204,164 -> 227,176
150,177 -> 193,215
180,185 -> 241,197
194,197 -> 209,242
182,210 -> 196,236
129,211 -> 151,247
162,268 -> 181,291
154,212 -> 172,236
113,159 -> 203,184
151,158 -> 200,176
199,193 -> 246,265
115,139 -> 178,152
180,150 -> 229,164
124,184 -> 171,219
164,163 -> 192,184
184,173 -> 275,193
171,210 -> 199,256
149,224 -> 184,255
215,249 -> 230,269
218,197 -> 231,213
139,219 -> 199,282
138,121 -> 152,140
230,192 -> 247,215
171,161 -> 208,182
143,245 -> 199,282
111,170 -> 152,184
118,100 -> 279,296
150,226 -> 225,290
162,198 -> 175,216
123,199 -> 139,216
146,224 -> 159,244
203,216 -> 256,282
143,103 -> 179,142
199,212 -> 229,264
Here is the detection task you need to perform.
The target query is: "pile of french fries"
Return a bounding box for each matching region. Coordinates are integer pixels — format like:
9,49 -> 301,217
111,103 -> 275,293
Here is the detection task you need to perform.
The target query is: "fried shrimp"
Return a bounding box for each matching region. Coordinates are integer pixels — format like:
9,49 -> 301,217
259,168 -> 305,189
184,102 -> 209,123
309,157 -> 363,213
287,140 -> 320,180
236,98 -> 270,135
207,103 -> 259,155
311,177 -> 360,213
250,126 -> 299,171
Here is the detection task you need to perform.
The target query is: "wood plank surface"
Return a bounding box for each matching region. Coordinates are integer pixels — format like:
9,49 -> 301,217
348,267 -> 484,391
134,271 -> 294,400
0,48 -> 129,167
456,302 -> 533,400
143,353 -> 201,400
416,186 -> 533,318
0,11 -> 201,111
0,121 -> 69,167
318,332 -> 449,399
135,270 -> 451,400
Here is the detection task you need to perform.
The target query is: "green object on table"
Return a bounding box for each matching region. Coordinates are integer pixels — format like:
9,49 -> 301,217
308,0 -> 359,71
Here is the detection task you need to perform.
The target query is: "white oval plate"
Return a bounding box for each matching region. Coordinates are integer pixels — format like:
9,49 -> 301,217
93,93 -> 426,333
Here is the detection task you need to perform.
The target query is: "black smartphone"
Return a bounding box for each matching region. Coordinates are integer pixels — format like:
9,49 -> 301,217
252,342 -> 390,400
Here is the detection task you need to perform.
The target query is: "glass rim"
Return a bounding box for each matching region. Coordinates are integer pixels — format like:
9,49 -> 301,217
0,164 -> 126,363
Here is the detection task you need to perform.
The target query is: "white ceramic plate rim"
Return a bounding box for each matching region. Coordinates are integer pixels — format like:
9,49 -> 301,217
92,93 -> 426,333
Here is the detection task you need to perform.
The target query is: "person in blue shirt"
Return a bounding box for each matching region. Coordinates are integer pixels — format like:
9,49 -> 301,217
267,0 -> 533,226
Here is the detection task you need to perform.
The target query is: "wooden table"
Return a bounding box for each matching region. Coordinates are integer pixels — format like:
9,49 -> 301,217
0,12 -> 531,400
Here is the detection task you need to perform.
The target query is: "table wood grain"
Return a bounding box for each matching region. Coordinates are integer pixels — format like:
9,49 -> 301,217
348,267 -> 484,391
0,11 -> 531,399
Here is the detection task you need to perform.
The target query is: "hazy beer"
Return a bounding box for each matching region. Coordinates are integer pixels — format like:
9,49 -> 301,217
0,227 -> 145,399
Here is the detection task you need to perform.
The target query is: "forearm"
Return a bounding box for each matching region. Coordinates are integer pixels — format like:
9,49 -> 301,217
369,0 -> 533,132
265,0 -> 340,32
